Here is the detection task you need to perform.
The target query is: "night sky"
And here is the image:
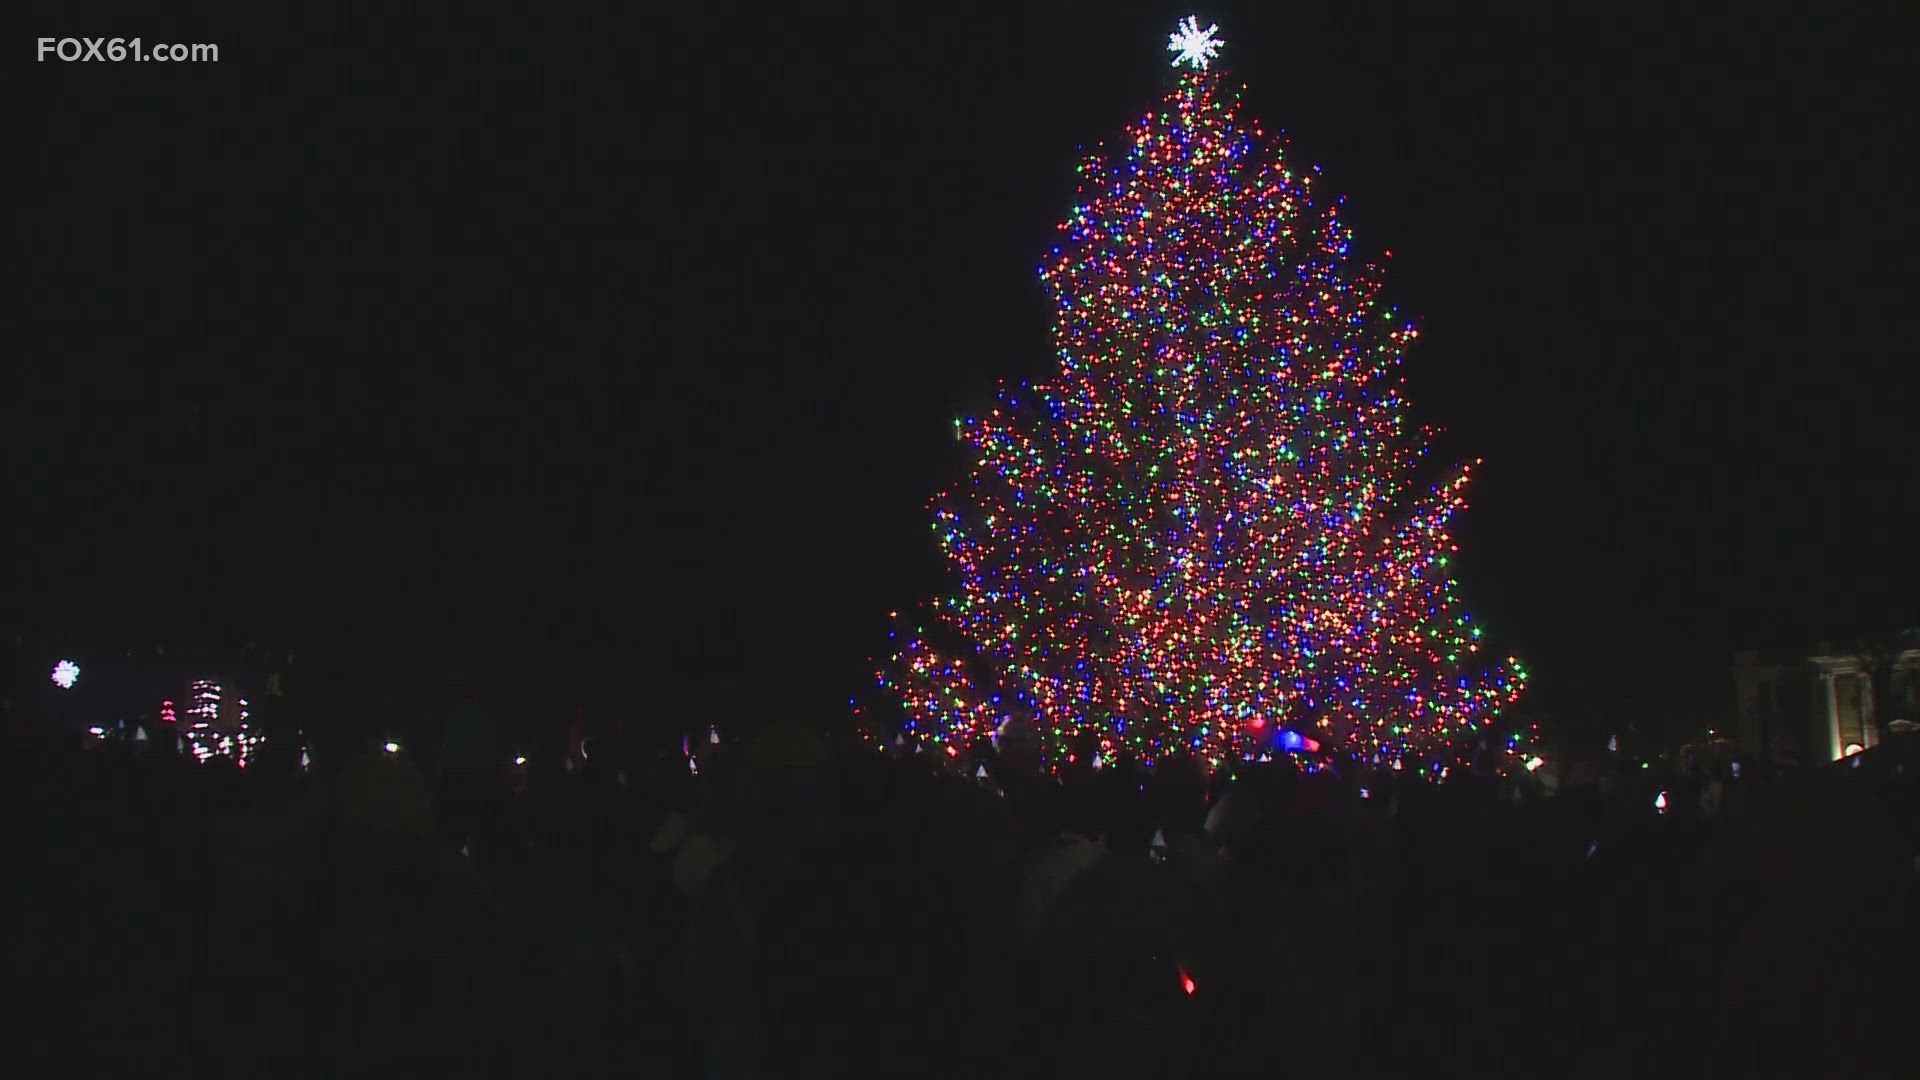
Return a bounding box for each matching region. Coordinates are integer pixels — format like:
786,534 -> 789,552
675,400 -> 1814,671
10,4 -> 1913,744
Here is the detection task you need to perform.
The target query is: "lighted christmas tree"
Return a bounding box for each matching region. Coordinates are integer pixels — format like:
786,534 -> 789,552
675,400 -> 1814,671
865,20 -> 1528,771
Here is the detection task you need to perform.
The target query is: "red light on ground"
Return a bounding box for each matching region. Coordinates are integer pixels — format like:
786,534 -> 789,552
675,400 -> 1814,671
1179,967 -> 1196,995
1249,716 -> 1266,730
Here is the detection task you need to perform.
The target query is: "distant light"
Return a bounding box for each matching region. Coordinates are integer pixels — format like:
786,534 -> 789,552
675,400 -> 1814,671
383,741 -> 400,754
87,726 -> 105,737
709,725 -> 721,745
1653,790 -> 1669,814
1524,756 -> 1544,772
1843,743 -> 1863,758
513,755 -> 527,766
1586,841 -> 1599,860
1179,966 -> 1197,995
1249,716 -> 1266,730
1608,735 -> 1619,753
51,660 -> 81,689
1359,787 -> 1371,799
1730,761 -> 1741,778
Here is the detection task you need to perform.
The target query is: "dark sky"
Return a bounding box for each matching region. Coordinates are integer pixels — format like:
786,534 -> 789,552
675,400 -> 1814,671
8,3 -> 1913,742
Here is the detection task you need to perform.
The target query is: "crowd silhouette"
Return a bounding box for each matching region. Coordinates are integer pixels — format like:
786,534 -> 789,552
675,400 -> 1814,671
4,710 -> 1914,1078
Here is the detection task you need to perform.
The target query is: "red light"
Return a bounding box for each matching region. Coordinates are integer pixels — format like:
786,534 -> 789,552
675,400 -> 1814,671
1181,973 -> 1196,995
1249,716 -> 1266,730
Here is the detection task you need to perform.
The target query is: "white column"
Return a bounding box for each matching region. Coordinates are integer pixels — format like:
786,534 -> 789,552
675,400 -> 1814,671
1860,673 -> 1878,749
1822,672 -> 1843,762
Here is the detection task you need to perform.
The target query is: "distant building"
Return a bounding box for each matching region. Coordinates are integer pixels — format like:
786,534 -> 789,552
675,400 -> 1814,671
1732,632 -> 1920,764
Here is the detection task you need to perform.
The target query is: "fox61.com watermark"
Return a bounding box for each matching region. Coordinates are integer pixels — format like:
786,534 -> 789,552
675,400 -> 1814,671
38,37 -> 218,63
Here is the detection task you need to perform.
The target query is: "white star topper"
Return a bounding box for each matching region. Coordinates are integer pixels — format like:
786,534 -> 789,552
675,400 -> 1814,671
1168,16 -> 1225,71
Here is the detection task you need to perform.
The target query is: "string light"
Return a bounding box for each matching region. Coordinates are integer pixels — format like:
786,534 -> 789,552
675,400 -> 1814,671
865,27 -> 1528,773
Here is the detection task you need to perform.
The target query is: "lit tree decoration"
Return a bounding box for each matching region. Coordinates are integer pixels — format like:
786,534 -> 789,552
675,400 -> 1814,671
50,660 -> 80,689
866,23 -> 1531,772
1167,16 -> 1225,71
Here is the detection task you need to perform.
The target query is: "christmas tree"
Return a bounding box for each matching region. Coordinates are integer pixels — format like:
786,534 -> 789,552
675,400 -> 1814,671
864,19 -> 1528,771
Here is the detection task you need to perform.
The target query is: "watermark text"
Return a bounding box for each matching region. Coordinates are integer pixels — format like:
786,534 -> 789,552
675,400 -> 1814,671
38,38 -> 219,63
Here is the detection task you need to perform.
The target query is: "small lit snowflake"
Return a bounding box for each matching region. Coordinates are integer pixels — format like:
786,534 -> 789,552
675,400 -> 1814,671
50,660 -> 80,689
1167,15 -> 1225,71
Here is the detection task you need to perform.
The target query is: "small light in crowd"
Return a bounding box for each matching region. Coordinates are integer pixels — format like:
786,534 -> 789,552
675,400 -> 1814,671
87,726 -> 105,737
975,765 -> 989,779
1653,790 -> 1669,814
513,755 -> 527,766
299,749 -> 311,771
1608,735 -> 1619,753
1730,761 -> 1741,778
383,741 -> 400,754
687,756 -> 699,777
1524,756 -> 1544,772
1359,787 -> 1371,799
1179,967 -> 1197,996
709,725 -> 721,745
1391,759 -> 1403,771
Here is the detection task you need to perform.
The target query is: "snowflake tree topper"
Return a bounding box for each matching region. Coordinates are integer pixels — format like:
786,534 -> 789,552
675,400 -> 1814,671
1167,16 -> 1225,71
